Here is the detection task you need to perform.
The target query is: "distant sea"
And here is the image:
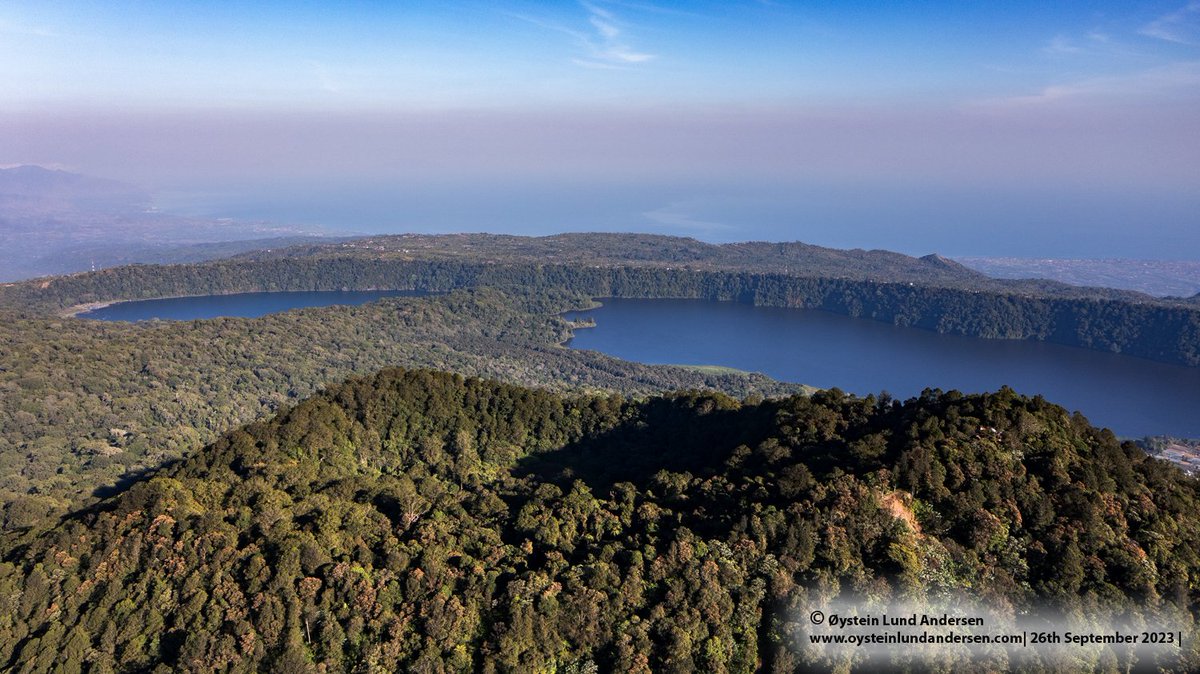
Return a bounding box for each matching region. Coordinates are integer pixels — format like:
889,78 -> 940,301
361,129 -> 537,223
153,180 -> 1200,261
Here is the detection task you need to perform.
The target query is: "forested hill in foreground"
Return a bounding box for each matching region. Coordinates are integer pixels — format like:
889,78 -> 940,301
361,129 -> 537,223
1,369 -> 1197,672
3,233 -> 1197,367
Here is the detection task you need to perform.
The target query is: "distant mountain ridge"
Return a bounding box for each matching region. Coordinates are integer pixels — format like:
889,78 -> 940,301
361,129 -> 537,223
0,166 -> 329,282
0,165 -> 130,193
0,165 -> 148,207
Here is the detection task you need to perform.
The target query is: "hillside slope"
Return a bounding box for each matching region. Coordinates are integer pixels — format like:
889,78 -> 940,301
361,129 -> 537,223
1,369 -> 1196,672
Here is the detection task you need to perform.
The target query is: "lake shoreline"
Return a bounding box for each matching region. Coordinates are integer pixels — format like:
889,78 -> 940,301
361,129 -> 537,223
555,297 -> 604,348
62,286 -> 424,319
62,300 -> 116,318
69,289 -> 427,321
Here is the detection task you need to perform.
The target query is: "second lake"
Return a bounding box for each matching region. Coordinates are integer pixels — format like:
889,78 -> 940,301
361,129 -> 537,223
565,297 -> 1200,439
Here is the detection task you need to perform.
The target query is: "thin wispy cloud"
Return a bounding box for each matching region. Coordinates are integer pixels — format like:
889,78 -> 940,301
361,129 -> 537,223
972,60 -> 1200,107
570,58 -> 628,70
510,2 -> 655,68
588,4 -> 620,39
0,17 -> 57,38
1042,35 -> 1083,54
1140,1 -> 1200,44
604,1 -> 701,19
1039,30 -> 1140,59
579,1 -> 655,65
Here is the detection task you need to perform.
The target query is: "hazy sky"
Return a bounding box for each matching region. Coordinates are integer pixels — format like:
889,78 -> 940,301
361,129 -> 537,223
3,1 -> 1199,257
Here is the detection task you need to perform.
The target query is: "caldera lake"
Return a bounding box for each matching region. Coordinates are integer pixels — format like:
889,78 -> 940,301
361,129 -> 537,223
565,298 -> 1200,439
78,290 -> 428,321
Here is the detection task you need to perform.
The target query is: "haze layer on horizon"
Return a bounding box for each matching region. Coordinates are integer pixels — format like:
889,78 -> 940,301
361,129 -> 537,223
4,1 -> 1199,258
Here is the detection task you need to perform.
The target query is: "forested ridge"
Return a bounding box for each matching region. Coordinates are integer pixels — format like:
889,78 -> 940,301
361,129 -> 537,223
1,369 -> 1196,672
3,233 -> 1196,367
0,290 -> 799,531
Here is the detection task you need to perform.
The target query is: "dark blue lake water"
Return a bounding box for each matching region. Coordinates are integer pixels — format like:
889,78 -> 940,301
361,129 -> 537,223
565,298 -> 1200,438
79,290 -> 426,321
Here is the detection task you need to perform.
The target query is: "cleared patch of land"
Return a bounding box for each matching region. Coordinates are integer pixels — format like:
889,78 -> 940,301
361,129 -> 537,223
1141,437 -> 1200,475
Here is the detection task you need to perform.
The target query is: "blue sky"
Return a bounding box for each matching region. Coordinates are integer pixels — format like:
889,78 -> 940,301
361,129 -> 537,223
4,1 -> 1199,108
3,1 -> 1199,257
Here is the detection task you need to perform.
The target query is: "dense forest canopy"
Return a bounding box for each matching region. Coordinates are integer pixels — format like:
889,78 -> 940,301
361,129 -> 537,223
234,233 -> 992,285
0,235 -> 1197,672
3,232 -> 1178,310
0,233 -> 1195,536
223,233 -> 1192,301
1,369 -> 1196,672
0,290 -> 801,531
